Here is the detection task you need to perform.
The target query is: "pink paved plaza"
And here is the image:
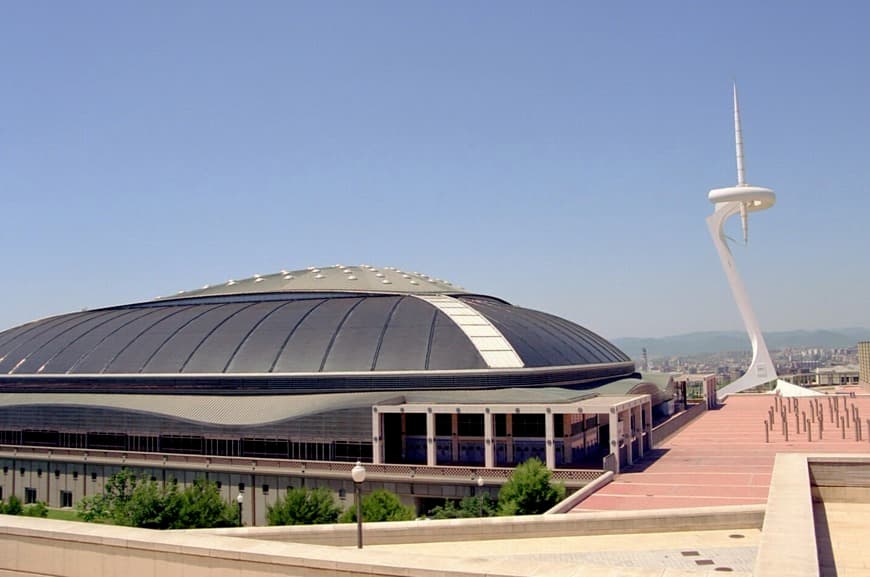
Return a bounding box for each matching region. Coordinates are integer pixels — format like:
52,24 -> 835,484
573,394 -> 870,512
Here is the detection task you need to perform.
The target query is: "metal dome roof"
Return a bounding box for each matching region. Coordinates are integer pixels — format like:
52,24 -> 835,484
0,266 -> 634,393
160,265 -> 466,301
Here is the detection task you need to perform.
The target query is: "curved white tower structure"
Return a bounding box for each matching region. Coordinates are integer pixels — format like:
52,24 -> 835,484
709,85 -> 778,400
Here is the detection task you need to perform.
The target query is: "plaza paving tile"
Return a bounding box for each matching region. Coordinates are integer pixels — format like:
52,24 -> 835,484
573,394 -> 870,512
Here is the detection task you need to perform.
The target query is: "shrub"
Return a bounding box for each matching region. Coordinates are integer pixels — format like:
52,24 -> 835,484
1,495 -> 23,515
339,489 -> 415,523
427,495 -> 497,519
23,501 -> 48,518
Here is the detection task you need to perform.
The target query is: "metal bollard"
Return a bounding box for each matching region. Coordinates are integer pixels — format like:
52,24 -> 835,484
841,417 -> 846,439
856,419 -> 861,442
784,420 -> 789,442
764,420 -> 769,443
806,419 -> 811,442
795,411 -> 800,433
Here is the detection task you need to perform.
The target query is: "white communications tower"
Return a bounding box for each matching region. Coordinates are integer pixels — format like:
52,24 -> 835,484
708,85 -> 778,399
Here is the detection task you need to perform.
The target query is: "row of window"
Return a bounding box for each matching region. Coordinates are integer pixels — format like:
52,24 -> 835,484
408,413 -> 576,438
0,430 -> 371,461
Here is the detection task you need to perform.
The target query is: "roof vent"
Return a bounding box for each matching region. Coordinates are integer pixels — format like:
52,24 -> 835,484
254,278 -> 264,283
283,275 -> 294,280
227,280 -> 236,286
347,275 -> 357,280
202,285 -> 209,289
314,274 -> 325,279
375,273 -> 385,278
409,280 -> 419,285
382,279 -> 392,284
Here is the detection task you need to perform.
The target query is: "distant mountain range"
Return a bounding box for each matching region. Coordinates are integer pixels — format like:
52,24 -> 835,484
613,328 -> 870,358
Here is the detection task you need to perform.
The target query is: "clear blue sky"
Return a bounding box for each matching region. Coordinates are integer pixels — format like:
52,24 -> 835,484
2,1 -> 868,339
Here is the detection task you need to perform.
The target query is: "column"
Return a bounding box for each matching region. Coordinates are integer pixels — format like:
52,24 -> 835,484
483,409 -> 495,468
624,409 -> 634,467
426,410 -> 436,467
609,409 -> 620,473
371,409 -> 383,464
634,405 -> 644,459
544,409 -> 556,469
645,400 -> 654,451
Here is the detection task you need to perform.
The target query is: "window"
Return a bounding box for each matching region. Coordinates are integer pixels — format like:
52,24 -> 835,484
404,413 -> 427,436
435,414 -> 452,436
238,482 -> 245,492
60,490 -> 73,508
24,487 -> 37,504
512,414 -> 545,437
457,414 -> 484,437
262,484 -> 269,494
91,472 -> 97,482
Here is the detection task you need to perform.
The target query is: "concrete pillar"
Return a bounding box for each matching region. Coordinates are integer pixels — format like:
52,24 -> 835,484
371,409 -> 382,464
483,410 -> 494,468
645,401 -> 654,451
624,410 -> 634,466
634,405 -> 644,459
609,409 -> 620,473
544,409 -> 556,470
426,410 -> 436,467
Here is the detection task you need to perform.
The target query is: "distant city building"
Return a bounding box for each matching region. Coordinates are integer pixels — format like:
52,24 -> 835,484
814,365 -> 861,387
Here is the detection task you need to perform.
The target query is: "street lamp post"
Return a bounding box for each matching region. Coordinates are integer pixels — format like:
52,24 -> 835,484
351,460 -> 366,549
236,492 -> 244,527
476,476 -> 485,517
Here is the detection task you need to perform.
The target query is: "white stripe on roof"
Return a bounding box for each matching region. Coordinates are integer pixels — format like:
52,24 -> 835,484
414,295 -> 524,369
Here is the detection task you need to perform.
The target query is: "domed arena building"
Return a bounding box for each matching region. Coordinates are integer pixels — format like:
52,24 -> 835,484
0,265 -> 665,520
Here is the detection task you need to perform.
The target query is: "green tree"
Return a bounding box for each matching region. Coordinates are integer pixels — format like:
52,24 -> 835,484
267,486 -> 341,526
339,489 -> 415,523
497,458 -> 565,515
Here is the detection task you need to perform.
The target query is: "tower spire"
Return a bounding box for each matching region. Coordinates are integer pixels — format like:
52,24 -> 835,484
733,83 -> 749,242
734,82 -> 746,186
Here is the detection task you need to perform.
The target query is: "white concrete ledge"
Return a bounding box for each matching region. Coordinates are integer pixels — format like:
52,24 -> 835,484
545,470 -> 614,514
754,453 -> 818,577
192,503 -> 764,546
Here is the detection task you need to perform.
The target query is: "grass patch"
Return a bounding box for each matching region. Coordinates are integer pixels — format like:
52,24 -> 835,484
45,509 -> 84,522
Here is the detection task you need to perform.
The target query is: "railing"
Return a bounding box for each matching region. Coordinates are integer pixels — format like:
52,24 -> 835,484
0,444 -> 601,486
651,402 -> 708,446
